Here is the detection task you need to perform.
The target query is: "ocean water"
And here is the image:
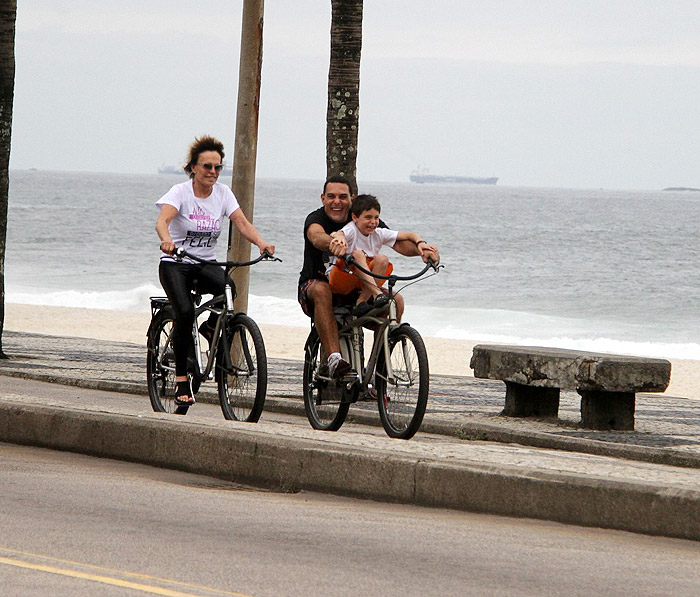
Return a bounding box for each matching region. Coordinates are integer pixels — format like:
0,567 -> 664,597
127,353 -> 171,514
6,170 -> 700,360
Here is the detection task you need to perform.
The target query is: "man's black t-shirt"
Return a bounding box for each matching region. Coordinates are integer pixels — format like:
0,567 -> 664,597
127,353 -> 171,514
298,207 -> 387,286
298,207 -> 346,285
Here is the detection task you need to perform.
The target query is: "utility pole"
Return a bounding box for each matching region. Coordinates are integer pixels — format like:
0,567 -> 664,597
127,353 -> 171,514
228,0 -> 264,312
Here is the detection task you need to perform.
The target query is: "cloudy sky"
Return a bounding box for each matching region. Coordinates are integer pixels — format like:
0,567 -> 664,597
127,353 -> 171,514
10,1 -> 700,189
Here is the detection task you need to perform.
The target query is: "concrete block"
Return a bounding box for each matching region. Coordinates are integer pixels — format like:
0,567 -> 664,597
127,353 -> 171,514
470,345 -> 671,392
470,344 -> 671,429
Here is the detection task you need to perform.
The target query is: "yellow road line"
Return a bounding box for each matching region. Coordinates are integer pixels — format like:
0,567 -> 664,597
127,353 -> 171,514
0,547 -> 250,597
0,557 -> 202,596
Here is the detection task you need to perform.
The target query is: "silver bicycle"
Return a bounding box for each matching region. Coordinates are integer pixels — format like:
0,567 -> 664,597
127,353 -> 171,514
303,257 -> 441,439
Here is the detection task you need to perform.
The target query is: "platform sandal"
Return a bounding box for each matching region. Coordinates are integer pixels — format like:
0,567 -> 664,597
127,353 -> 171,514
174,380 -> 196,406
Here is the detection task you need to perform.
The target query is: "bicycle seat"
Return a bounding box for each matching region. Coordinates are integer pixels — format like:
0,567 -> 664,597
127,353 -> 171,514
188,278 -> 204,304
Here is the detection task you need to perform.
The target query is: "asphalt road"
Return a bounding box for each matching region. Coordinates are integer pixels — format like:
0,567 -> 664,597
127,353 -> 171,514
2,443 -> 700,597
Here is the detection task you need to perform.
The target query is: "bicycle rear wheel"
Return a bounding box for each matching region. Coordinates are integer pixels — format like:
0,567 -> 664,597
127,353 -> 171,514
147,308 -> 178,413
375,325 -> 429,439
302,328 -> 350,431
217,314 -> 267,422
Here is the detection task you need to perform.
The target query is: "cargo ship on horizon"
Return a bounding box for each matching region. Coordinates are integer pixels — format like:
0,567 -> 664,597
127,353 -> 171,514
410,166 -> 498,185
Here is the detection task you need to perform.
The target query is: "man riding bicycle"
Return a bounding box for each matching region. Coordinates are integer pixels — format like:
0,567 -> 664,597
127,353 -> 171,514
297,175 -> 439,378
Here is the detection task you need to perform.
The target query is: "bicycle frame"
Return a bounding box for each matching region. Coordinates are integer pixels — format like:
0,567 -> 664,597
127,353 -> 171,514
192,292 -> 228,382
333,256 -> 439,394
335,296 -> 397,394
303,255 -> 440,438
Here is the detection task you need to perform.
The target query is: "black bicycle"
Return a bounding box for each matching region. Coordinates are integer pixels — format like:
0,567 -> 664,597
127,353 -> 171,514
303,256 -> 441,439
147,247 -> 281,420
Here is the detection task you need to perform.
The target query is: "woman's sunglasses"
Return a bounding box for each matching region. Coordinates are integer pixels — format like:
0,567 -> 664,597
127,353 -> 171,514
197,163 -> 224,172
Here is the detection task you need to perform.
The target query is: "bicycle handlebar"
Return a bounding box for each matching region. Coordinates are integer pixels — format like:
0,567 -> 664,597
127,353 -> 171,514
344,254 -> 441,282
172,247 -> 282,267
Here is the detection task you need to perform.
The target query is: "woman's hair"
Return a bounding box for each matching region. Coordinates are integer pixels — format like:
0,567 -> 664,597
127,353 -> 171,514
184,135 -> 225,178
351,194 -> 381,217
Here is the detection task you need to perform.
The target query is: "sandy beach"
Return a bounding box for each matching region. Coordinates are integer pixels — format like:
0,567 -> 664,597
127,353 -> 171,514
4,303 -> 698,400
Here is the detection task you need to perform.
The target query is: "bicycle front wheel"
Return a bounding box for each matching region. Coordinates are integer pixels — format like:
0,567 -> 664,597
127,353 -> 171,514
147,308 -> 178,413
216,314 -> 267,422
302,328 -> 350,431
375,325 -> 429,439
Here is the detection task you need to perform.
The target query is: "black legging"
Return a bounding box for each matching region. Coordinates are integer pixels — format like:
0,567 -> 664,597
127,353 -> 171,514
158,260 -> 227,377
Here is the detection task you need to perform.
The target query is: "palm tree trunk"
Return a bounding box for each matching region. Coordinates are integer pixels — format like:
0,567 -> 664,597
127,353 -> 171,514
0,0 -> 17,359
326,0 -> 363,194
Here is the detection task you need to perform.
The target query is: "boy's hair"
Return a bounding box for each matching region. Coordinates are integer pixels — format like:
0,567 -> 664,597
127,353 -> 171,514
351,194 -> 381,217
184,135 -> 225,178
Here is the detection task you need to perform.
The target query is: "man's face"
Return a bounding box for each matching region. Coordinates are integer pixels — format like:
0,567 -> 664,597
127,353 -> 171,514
321,182 -> 352,224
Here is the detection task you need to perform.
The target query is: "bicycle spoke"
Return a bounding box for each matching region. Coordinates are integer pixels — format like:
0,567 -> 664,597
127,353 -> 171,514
217,315 -> 267,422
302,329 -> 350,431
147,311 -> 178,414
376,326 -> 429,439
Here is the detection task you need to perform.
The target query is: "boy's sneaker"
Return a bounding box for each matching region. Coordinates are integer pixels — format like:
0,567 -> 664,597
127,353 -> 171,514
373,294 -> 389,309
327,352 -> 352,379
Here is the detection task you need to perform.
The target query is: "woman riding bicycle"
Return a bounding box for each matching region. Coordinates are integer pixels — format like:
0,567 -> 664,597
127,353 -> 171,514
155,135 -> 275,407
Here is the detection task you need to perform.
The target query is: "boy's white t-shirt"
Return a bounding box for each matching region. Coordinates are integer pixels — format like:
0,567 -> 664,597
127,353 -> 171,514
156,180 -> 240,262
326,221 -> 398,275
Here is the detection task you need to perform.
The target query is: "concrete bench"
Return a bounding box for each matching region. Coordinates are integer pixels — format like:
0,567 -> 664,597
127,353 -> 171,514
469,344 -> 671,430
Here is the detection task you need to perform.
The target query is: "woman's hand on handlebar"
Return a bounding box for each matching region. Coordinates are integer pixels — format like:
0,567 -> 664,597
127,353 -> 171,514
260,244 -> 282,262
258,242 -> 275,256
160,240 -> 176,255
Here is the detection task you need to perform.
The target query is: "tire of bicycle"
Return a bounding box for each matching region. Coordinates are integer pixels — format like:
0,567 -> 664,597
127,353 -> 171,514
302,327 -> 350,431
216,313 -> 267,422
375,325 -> 429,440
146,308 -> 179,413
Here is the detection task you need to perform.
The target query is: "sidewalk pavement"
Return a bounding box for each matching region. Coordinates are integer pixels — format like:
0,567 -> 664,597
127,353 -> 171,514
1,330 -> 700,541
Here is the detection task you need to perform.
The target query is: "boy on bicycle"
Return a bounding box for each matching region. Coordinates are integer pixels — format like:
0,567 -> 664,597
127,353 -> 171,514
299,177 -> 439,379
327,194 -> 437,317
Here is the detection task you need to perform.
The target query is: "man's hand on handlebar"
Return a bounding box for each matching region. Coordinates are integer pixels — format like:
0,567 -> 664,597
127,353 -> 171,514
419,243 -> 440,266
328,231 -> 348,257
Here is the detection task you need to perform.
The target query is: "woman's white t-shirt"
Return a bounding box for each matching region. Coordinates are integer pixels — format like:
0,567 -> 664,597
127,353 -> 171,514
156,181 -> 240,262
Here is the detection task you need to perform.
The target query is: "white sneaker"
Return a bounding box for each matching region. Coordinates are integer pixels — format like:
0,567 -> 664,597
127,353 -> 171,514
327,352 -> 352,379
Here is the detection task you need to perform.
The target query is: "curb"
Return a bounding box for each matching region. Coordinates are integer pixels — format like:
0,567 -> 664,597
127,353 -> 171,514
3,368 -> 700,471
1,400 -> 699,541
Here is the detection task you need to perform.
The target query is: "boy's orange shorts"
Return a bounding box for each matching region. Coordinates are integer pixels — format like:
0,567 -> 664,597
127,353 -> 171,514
328,257 -> 393,294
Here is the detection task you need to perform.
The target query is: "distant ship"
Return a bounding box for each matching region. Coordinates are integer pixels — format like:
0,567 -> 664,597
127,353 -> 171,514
158,165 -> 233,176
410,166 -> 497,185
